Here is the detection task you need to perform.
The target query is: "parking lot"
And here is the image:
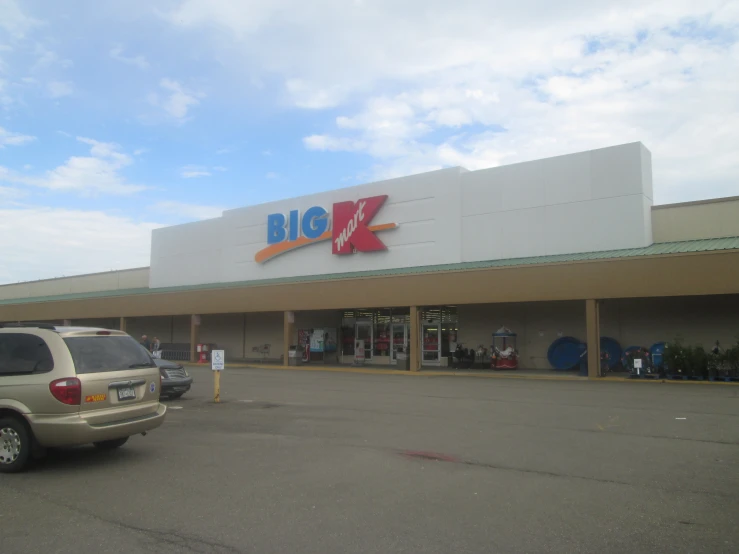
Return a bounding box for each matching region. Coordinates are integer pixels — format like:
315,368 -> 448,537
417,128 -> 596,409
2,367 -> 738,553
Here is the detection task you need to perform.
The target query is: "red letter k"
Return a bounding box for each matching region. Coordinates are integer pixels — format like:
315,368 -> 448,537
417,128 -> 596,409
332,195 -> 388,255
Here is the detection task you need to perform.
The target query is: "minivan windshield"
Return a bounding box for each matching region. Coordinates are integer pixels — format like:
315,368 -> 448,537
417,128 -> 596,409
64,335 -> 156,374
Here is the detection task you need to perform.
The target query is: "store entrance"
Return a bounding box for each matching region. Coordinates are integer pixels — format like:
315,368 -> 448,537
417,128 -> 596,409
422,321 -> 441,366
391,323 -> 408,364
355,321 -> 373,361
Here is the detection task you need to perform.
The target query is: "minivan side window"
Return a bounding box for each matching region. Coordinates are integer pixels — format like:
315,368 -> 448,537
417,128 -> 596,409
64,335 -> 155,374
0,333 -> 55,375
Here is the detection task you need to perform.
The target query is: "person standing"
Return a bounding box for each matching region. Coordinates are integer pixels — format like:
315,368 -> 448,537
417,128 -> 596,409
152,336 -> 161,358
141,334 -> 151,352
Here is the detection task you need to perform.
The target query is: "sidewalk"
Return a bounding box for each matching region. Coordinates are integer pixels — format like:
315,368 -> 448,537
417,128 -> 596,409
184,361 -> 739,385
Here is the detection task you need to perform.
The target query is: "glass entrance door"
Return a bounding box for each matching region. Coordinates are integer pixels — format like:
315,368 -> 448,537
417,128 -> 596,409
355,322 -> 373,361
421,322 -> 441,366
391,324 -> 408,364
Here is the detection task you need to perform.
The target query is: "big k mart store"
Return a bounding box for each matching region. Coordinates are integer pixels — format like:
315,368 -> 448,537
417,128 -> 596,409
2,142 -> 739,378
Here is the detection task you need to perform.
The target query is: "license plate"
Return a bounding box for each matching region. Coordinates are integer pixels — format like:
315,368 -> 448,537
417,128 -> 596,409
117,387 -> 136,401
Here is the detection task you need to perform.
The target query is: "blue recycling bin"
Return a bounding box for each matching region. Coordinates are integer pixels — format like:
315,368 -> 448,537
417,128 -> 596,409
650,342 -> 666,370
548,336 -> 585,371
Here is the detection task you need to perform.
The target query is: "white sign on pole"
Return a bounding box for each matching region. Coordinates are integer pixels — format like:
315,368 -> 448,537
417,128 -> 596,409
212,350 -> 225,371
633,358 -> 643,369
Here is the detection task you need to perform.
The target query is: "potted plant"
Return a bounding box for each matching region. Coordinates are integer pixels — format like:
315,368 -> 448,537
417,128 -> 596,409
624,347 -> 651,377
707,340 -> 723,379
690,345 -> 708,380
725,337 -> 739,379
664,338 -> 682,377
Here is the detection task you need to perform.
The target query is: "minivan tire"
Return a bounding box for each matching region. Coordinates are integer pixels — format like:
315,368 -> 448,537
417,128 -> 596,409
93,437 -> 129,450
0,416 -> 32,473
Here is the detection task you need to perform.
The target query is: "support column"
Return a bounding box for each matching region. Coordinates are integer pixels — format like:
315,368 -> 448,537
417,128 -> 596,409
585,299 -> 601,379
283,311 -> 295,367
190,315 -> 200,363
63,319 -> 72,326
119,317 -> 127,333
409,306 -> 420,372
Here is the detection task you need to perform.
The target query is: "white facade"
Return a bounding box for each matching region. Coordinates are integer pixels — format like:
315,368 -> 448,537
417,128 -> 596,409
150,142 -> 653,289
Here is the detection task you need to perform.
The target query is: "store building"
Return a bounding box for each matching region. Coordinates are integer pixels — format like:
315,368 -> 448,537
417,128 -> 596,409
2,142 -> 739,377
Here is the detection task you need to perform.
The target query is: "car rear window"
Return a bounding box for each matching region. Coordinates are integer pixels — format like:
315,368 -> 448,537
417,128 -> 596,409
64,335 -> 155,374
0,333 -> 55,375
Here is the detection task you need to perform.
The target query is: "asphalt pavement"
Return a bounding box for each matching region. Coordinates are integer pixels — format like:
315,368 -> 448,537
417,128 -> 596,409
2,367 -> 738,553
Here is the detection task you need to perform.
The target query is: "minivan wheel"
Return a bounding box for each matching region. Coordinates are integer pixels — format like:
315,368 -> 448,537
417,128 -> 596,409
93,437 -> 129,450
0,417 -> 31,473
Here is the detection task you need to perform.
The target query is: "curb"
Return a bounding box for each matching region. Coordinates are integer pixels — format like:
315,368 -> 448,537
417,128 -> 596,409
184,362 -> 739,385
190,362 -> 587,382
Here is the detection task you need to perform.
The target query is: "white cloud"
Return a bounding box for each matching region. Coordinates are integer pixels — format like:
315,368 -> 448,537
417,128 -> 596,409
303,134 -> 364,152
1,137 -> 146,195
0,77 -> 13,107
0,185 -> 25,199
0,0 -> 39,38
149,78 -> 204,122
32,44 -> 73,72
0,206 -> 162,284
0,126 -> 35,147
109,45 -> 149,70
164,0 -> 739,203
180,164 -> 227,178
285,79 -> 348,109
47,80 -> 73,98
180,165 -> 211,178
151,201 -> 224,221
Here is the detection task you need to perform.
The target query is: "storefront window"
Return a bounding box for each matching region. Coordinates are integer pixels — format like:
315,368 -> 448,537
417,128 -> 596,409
341,325 -> 355,355
373,309 -> 391,357
420,306 -> 458,363
341,310 -> 355,355
339,307 -> 456,364
391,307 -> 410,324
340,308 -> 411,360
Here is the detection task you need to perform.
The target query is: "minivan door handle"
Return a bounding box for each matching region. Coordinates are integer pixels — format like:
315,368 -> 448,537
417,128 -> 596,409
108,379 -> 147,388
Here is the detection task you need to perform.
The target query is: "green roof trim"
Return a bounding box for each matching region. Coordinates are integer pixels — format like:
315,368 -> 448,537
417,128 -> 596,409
2,236 -> 739,307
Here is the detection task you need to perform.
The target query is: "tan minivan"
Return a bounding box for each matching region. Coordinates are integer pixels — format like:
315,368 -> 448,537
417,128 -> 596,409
0,324 -> 167,472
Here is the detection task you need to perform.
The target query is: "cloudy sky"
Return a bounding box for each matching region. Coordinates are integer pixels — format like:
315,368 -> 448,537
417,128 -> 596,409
0,0 -> 737,283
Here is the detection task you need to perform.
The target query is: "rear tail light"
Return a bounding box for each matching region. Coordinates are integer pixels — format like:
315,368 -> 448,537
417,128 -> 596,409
49,378 -> 82,405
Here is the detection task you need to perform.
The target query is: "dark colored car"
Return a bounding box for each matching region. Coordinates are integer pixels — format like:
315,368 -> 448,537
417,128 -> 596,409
154,358 -> 193,399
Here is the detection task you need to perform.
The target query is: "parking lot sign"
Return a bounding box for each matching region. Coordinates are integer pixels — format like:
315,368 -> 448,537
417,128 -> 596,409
212,350 -> 225,371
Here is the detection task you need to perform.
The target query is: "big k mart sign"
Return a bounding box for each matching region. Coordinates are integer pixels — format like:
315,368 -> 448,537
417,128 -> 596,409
254,195 -> 398,263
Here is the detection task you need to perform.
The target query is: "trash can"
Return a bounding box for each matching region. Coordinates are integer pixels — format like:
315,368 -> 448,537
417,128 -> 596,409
196,343 -> 209,364
397,352 -> 410,371
288,345 -> 300,366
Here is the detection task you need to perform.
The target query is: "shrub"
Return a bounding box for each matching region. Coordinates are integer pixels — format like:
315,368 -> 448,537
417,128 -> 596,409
664,337 -> 688,375
691,345 -> 708,378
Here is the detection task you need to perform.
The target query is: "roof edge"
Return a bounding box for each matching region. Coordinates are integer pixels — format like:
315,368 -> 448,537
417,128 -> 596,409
1,237 -> 738,308
652,195 -> 739,210
0,267 -> 150,289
